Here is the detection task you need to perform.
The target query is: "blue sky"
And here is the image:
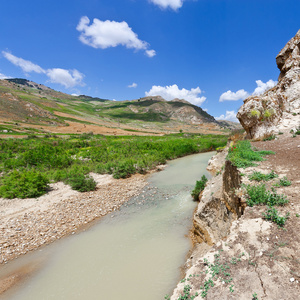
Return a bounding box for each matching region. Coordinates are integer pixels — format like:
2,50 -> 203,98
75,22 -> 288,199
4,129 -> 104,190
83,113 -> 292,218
0,0 -> 299,122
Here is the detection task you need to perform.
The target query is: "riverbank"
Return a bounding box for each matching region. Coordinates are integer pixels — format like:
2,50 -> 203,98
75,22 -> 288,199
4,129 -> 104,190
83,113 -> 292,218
171,135 -> 300,299
0,172 -> 152,265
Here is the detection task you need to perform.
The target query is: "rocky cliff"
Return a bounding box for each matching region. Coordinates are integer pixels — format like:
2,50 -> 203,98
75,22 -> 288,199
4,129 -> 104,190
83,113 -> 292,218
237,30 -> 300,139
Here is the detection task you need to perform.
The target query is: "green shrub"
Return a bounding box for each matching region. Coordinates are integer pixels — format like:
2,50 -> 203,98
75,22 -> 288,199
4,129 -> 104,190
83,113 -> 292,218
263,135 -> 276,141
250,110 -> 261,118
273,176 -> 291,187
0,170 -> 49,199
245,184 -> 288,207
191,175 -> 208,201
66,172 -> 97,192
263,109 -> 274,118
226,140 -> 274,169
248,170 -> 278,182
262,206 -> 290,227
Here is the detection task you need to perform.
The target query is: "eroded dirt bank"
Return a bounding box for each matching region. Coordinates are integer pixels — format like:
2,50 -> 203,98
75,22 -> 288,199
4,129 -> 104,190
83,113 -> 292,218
172,135 -> 300,299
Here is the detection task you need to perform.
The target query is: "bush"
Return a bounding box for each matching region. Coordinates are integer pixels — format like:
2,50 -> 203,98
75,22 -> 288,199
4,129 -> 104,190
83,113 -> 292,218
66,172 -> 97,192
248,170 -> 278,182
245,184 -> 288,207
262,206 -> 290,227
273,176 -> 291,187
0,170 -> 49,199
191,175 -> 208,201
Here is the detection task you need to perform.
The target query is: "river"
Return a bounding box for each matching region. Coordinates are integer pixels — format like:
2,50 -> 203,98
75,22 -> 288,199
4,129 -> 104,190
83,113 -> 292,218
2,151 -> 214,300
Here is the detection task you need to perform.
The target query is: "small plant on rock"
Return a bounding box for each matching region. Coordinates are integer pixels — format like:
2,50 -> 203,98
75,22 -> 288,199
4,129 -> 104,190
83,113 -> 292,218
191,175 -> 208,201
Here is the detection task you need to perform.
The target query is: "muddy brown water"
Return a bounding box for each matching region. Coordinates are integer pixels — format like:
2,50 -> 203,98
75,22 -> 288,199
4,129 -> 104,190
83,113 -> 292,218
1,151 -> 214,300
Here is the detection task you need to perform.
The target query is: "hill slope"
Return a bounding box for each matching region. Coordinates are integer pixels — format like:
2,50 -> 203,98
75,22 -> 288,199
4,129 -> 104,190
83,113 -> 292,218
0,78 -> 230,135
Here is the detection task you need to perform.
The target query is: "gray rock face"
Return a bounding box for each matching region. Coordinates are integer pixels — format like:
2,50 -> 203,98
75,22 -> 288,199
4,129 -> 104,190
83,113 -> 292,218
237,30 -> 300,139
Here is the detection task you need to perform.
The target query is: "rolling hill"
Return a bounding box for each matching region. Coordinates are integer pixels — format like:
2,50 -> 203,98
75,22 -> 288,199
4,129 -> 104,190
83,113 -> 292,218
0,78 -> 237,136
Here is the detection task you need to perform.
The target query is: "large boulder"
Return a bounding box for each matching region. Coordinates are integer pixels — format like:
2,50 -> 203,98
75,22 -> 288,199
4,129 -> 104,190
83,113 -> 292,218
237,30 -> 300,139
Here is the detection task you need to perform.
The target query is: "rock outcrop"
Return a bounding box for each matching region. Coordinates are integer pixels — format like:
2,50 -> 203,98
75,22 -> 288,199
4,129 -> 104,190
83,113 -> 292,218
237,30 -> 300,139
192,149 -> 243,246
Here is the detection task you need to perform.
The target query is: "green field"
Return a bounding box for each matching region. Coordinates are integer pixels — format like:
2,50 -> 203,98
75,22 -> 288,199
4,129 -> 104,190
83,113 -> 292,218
0,133 -> 227,198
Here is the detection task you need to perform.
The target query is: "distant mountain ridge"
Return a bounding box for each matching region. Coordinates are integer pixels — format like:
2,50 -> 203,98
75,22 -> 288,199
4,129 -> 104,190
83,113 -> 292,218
0,78 -> 237,135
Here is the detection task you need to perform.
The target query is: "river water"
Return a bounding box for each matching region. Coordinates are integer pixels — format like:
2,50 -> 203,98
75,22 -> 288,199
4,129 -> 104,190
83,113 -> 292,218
2,151 -> 214,300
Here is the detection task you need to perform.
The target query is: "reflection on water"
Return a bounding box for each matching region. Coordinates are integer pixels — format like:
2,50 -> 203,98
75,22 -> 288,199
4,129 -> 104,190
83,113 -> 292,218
3,152 -> 214,300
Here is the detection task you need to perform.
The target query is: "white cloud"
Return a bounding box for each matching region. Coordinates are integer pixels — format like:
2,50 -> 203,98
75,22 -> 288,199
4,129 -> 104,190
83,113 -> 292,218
71,93 -> 79,96
46,68 -> 85,88
215,111 -> 238,122
3,51 -> 85,89
77,16 -> 155,57
0,73 -> 11,79
145,49 -> 156,57
203,108 -> 208,112
145,84 -> 206,106
2,51 -> 46,74
219,79 -> 278,102
150,0 -> 184,10
128,82 -> 138,88
252,79 -> 277,96
219,89 -> 249,102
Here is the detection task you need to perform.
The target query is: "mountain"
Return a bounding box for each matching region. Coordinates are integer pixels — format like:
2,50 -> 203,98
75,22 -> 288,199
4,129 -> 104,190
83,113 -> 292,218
0,78 -> 230,135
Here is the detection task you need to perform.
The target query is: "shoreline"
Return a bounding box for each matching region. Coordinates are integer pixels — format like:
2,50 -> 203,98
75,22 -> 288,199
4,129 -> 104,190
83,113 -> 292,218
0,172 -> 151,296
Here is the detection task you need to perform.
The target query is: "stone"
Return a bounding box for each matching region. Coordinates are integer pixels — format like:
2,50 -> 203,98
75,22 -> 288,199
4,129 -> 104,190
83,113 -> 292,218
237,29 -> 300,139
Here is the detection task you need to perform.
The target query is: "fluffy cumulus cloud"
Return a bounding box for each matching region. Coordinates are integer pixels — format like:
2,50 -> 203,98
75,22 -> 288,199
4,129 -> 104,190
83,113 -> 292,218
219,89 -> 249,102
2,51 -> 85,89
215,111 -> 238,122
128,82 -> 137,88
145,84 -> 206,106
46,69 -> 84,88
2,51 -> 45,74
77,16 -> 155,57
252,79 -> 277,96
219,80 -> 278,102
150,0 -> 184,10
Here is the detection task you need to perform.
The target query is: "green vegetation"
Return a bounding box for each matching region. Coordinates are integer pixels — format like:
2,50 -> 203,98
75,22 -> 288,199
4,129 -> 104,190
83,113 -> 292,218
0,170 -> 49,199
263,109 -> 274,118
273,176 -> 292,187
226,140 -> 274,168
262,206 -> 290,227
0,134 -> 227,198
250,110 -> 261,118
245,184 -> 288,207
248,170 -> 278,182
263,135 -> 276,141
191,175 -> 208,201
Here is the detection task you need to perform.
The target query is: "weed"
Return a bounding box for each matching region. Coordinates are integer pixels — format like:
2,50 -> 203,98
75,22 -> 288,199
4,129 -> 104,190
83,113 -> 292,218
226,140 -> 274,169
191,175 -> 208,201
245,184 -> 288,207
296,214 -> 299,218
273,176 -> 291,187
248,170 -> 278,182
252,292 -> 258,300
262,206 -> 290,227
263,135 -> 276,141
